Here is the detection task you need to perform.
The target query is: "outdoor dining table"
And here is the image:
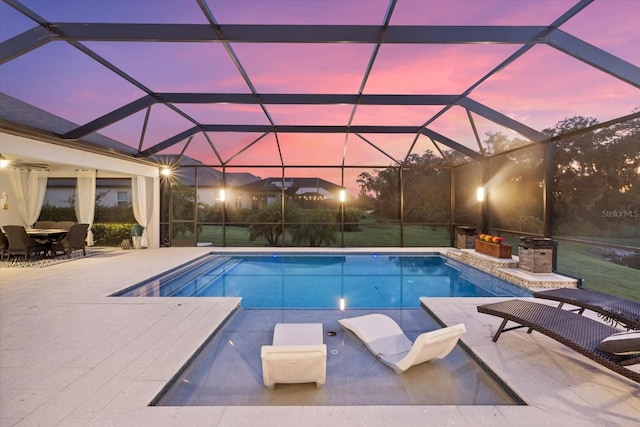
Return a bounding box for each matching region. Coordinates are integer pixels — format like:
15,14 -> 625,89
26,228 -> 68,257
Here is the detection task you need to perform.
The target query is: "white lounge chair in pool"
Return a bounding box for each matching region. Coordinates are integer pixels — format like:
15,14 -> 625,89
339,314 -> 466,374
261,322 -> 327,390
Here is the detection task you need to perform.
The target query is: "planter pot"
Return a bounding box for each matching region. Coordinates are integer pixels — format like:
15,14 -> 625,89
475,239 -> 512,258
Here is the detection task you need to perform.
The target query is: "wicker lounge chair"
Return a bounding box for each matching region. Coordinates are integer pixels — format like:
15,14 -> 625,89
533,288 -> 640,330
477,300 -> 640,383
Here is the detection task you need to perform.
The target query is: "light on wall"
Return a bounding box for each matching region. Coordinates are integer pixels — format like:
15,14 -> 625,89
160,166 -> 172,177
219,189 -> 226,202
0,154 -> 9,168
339,189 -> 346,203
476,187 -> 485,202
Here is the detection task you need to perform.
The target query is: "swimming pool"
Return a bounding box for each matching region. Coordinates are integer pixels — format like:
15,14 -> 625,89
115,253 -> 530,308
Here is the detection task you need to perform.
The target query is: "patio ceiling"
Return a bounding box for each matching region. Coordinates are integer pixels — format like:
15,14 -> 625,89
0,0 -> 638,169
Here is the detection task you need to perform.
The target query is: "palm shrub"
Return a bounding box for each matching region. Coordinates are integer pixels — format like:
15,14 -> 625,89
248,203 -> 291,246
290,208 -> 338,247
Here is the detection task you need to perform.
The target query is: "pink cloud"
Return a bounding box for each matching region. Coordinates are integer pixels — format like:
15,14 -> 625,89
267,104 -> 354,126
473,45 -> 640,130
210,0 -> 389,25
561,1 -> 640,66
364,44 -> 519,94
390,0 -> 576,25
232,43 -> 373,93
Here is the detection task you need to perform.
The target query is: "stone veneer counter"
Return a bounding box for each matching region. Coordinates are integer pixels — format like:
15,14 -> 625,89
446,249 -> 577,291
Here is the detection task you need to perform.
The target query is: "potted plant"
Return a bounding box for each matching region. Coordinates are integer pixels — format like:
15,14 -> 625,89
130,224 -> 145,249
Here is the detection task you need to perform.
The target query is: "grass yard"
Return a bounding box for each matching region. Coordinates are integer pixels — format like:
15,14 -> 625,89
555,241 -> 640,302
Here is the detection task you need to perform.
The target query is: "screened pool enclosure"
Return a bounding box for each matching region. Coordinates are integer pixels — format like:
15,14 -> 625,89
0,1 -> 638,295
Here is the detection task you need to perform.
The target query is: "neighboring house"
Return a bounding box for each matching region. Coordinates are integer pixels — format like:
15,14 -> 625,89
236,177 -> 345,210
43,178 -> 134,207
153,154 -> 261,209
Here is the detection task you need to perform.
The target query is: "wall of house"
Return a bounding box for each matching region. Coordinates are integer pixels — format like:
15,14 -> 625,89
0,167 -> 24,226
43,188 -> 73,207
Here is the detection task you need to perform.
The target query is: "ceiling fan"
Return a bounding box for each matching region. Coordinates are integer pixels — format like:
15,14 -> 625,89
0,154 -> 48,169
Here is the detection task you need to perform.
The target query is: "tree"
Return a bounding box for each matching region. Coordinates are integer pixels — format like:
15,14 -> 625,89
402,152 -> 450,222
546,114 -> 640,237
356,151 -> 449,221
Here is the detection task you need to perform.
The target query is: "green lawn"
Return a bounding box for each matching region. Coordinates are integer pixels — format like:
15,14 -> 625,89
555,241 -> 639,302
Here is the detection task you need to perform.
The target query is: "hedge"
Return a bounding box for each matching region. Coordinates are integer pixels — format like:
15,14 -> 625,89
92,223 -> 138,246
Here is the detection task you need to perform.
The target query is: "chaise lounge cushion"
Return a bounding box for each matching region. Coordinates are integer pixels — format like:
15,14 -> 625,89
597,331 -> 640,355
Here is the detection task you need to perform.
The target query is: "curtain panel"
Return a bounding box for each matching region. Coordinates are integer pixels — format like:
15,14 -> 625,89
131,176 -> 153,248
75,170 -> 96,246
6,168 -> 48,227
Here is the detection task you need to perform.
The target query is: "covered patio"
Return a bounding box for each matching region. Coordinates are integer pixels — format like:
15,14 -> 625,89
0,131 -> 161,249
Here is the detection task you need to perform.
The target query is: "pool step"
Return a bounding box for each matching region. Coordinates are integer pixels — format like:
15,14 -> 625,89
114,254 -> 240,297
165,256 -> 241,297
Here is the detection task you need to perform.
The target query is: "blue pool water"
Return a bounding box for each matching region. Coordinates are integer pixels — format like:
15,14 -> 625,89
115,253 -> 530,308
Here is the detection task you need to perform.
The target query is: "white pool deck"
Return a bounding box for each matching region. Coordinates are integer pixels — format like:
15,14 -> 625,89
1,247 -> 638,426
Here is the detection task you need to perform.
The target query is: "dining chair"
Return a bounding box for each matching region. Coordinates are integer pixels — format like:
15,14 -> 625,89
52,223 -> 89,258
34,220 -> 56,229
0,230 -> 8,261
3,225 -> 48,261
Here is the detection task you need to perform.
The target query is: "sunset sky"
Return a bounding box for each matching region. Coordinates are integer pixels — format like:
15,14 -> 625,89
1,0 -> 638,192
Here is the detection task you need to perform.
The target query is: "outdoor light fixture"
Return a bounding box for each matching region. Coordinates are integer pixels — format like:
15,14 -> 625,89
0,154 -> 8,168
476,187 -> 485,202
160,166 -> 172,177
219,189 -> 226,202
339,298 -> 346,311
339,189 -> 346,203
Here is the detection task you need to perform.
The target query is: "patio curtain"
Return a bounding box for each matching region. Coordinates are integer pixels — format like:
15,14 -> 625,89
131,176 -> 153,248
75,169 -> 96,246
6,167 -> 48,227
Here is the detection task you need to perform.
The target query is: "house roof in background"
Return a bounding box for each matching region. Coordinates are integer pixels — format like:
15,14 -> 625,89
239,177 -> 343,192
